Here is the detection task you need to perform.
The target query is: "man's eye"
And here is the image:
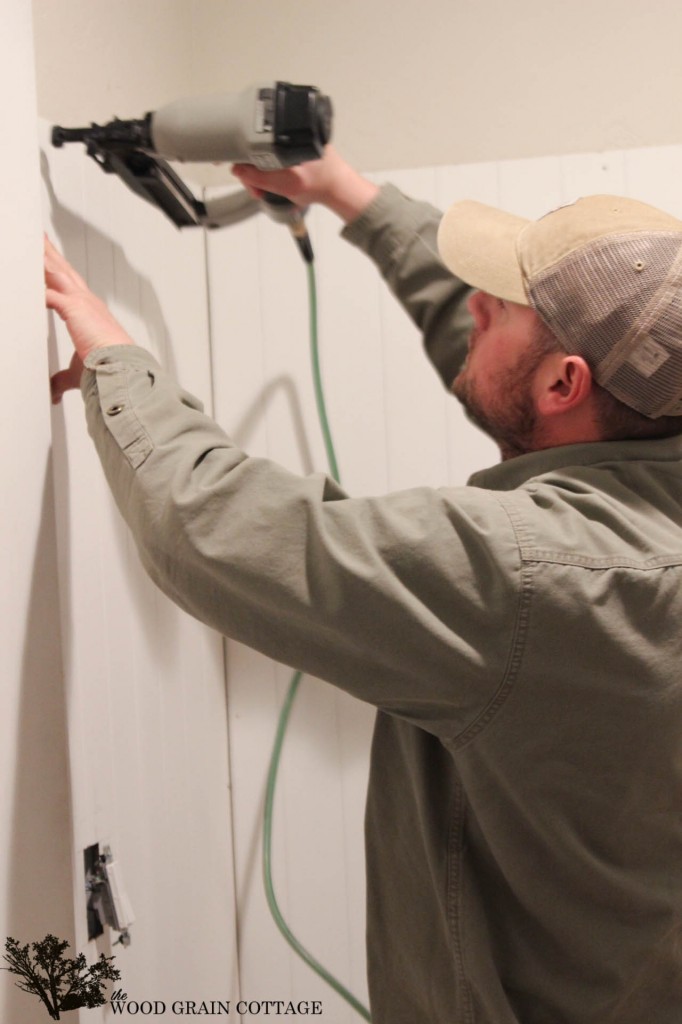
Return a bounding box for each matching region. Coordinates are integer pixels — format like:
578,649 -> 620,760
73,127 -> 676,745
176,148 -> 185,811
497,298 -> 506,310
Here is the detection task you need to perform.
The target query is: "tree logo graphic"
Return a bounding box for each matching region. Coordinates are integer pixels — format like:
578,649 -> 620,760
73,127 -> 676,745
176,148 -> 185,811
2,934 -> 120,1020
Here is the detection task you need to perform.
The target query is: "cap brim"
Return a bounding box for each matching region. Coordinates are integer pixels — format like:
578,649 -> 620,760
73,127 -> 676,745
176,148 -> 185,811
437,200 -> 530,305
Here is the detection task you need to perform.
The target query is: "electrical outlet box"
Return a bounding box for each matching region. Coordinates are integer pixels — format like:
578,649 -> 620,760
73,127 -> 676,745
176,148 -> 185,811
84,844 -> 104,940
84,843 -> 134,945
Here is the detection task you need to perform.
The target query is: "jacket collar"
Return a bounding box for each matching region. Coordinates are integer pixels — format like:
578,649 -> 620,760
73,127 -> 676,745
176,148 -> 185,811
468,434 -> 682,492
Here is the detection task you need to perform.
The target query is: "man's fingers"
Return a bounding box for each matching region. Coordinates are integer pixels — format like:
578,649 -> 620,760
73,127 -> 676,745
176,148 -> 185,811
50,368 -> 70,404
44,276 -> 71,311
44,236 -> 134,361
45,281 -> 74,319
50,353 -> 84,404
44,235 -> 89,291
232,163 -> 301,201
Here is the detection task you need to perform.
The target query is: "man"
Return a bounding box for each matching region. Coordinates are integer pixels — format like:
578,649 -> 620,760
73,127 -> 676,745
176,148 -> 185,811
46,146 -> 682,1023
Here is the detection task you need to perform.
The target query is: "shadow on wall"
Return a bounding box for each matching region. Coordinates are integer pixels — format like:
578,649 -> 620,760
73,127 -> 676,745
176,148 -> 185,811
229,374 -> 316,471
40,147 -> 181,382
4,458 -> 75,1022
41,150 -> 186,671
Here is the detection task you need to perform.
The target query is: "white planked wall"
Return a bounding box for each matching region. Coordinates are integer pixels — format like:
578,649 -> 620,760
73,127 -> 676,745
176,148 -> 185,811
38,128 -> 682,1021
1,6 -> 75,1022
41,124 -> 239,1016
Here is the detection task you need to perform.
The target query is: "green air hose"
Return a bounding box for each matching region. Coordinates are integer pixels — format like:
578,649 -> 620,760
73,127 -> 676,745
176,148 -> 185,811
261,259 -> 372,1023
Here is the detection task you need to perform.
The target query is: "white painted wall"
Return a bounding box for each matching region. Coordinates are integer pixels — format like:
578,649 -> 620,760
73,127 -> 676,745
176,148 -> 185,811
32,0 -> 682,174
31,0 -> 195,128
0,3 -> 75,1023
188,0 -> 682,172
41,125 -> 240,1017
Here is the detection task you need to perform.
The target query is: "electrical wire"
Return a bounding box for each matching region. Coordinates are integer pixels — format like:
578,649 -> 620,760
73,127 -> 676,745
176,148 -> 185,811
262,259 -> 372,1022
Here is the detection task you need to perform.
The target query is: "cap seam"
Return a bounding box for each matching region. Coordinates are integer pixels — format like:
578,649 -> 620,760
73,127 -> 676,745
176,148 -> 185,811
529,228 -> 682,282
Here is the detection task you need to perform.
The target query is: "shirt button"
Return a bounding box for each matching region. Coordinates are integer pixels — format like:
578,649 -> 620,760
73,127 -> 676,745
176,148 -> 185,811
106,404 -> 125,416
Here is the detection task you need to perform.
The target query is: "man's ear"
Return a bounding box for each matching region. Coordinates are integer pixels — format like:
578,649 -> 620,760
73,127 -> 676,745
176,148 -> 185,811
535,353 -> 593,418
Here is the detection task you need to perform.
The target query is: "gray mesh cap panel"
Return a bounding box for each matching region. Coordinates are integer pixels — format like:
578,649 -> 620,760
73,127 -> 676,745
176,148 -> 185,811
528,232 -> 682,418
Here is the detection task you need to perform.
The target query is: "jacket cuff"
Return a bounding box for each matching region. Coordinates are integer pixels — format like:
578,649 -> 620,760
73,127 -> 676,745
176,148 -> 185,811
81,345 -> 160,469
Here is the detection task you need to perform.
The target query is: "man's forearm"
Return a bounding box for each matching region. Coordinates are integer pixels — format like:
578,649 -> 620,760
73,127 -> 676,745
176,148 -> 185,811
323,168 -> 379,223
341,184 -> 473,389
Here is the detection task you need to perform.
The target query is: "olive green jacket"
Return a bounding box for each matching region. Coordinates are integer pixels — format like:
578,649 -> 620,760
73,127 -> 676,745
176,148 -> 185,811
82,185 -> 682,1023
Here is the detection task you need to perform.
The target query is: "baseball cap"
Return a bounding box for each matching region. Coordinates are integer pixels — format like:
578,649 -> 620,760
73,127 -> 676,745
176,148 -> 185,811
437,194 -> 682,418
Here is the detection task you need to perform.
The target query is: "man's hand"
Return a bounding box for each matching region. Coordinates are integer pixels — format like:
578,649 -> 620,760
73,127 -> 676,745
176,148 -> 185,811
45,236 -> 134,403
232,144 -> 379,225
50,352 -> 85,405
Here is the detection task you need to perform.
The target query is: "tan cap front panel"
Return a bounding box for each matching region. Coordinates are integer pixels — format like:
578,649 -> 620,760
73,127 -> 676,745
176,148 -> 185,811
437,201 -> 530,304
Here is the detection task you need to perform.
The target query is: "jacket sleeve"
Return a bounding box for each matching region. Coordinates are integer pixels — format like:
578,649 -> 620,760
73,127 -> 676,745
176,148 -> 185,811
341,183 -> 473,389
80,344 -> 523,741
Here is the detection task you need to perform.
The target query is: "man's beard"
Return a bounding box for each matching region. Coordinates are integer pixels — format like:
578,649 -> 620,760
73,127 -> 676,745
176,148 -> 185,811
452,338 -> 548,461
